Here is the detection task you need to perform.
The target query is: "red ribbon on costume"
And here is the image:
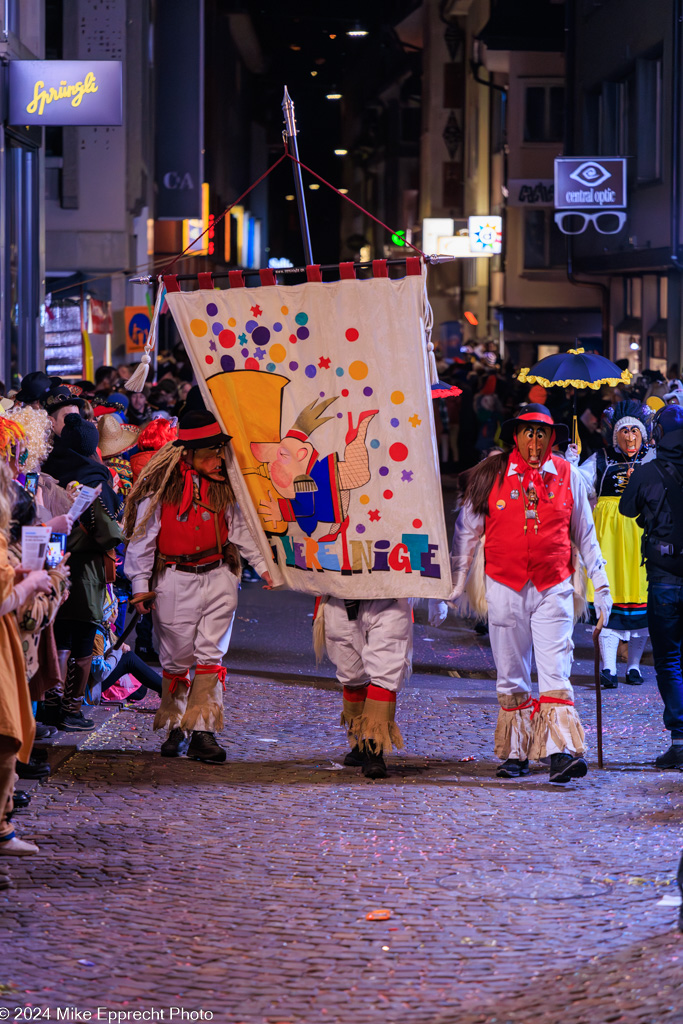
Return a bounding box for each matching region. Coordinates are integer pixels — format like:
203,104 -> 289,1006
178,464 -> 198,518
512,431 -> 556,502
196,664 -> 228,690
163,670 -> 191,695
502,695 -> 575,720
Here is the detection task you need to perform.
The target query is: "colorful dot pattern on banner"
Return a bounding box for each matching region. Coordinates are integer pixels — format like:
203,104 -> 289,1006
186,296 -> 427,539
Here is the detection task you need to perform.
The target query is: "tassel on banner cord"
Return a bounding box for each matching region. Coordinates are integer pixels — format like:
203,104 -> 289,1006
126,283 -> 165,393
422,267 -> 439,386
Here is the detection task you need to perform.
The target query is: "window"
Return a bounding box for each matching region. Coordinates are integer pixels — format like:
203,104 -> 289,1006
636,56 -> 662,182
598,79 -> 631,155
524,84 -> 564,142
523,210 -> 565,269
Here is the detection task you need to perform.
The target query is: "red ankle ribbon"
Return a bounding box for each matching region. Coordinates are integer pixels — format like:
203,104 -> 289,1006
502,696 -> 574,721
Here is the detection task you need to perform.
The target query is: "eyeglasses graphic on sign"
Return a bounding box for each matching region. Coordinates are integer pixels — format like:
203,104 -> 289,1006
553,211 -> 627,235
468,216 -> 503,254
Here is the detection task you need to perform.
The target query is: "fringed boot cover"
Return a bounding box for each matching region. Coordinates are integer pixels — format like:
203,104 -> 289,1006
154,670 -> 191,732
529,690 -> 586,759
181,665 -> 226,733
340,684 -> 368,745
494,693 -> 534,760
358,683 -> 404,754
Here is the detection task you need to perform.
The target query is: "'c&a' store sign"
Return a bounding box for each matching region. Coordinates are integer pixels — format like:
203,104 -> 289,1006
9,61 -> 122,126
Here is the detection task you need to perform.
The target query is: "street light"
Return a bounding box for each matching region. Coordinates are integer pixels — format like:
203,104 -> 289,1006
334,148 -> 348,155
326,91 -> 342,100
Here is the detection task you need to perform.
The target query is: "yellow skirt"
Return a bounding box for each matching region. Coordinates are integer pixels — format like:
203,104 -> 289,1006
586,495 -> 648,605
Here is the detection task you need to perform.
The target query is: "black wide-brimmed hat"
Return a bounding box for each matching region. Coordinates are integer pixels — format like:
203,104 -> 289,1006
42,384 -> 85,415
15,371 -> 54,404
500,403 -> 569,446
173,410 -> 232,450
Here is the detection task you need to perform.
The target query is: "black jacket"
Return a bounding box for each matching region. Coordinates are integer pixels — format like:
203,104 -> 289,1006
619,428 -> 683,577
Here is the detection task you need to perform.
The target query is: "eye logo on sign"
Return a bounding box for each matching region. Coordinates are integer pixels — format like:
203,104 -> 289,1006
568,161 -> 611,188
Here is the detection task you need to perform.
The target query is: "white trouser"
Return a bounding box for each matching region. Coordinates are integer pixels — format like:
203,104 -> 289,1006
599,628 -> 648,674
153,564 -> 239,674
486,576 -> 575,700
324,597 -> 413,692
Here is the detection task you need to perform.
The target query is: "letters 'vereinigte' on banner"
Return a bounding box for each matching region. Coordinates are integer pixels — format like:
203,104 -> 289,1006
165,272 -> 452,599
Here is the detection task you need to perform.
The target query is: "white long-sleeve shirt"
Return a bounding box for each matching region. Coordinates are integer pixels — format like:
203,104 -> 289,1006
124,497 -> 270,596
451,456 -> 609,593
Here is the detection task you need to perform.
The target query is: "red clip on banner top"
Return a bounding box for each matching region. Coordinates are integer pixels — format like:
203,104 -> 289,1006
197,273 -> 213,290
259,269 -> 276,286
306,265 -> 322,283
162,275 -> 180,293
372,260 -> 389,278
339,263 -> 356,280
406,257 -> 421,276
228,271 -> 245,288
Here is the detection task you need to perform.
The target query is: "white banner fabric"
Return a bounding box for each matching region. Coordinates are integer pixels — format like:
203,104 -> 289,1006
165,272 -> 452,599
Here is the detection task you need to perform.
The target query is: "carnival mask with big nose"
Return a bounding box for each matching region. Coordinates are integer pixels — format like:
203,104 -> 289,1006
190,445 -> 227,482
616,424 -> 642,458
516,424 -> 552,467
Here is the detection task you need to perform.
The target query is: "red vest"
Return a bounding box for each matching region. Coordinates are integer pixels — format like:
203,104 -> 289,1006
484,453 -> 574,593
158,476 -> 229,566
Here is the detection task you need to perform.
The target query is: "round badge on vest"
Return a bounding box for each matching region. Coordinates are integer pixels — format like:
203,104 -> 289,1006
496,499 -> 506,511
510,489 -> 519,499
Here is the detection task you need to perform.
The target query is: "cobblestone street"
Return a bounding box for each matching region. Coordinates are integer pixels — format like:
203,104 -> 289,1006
2,586 -> 683,1024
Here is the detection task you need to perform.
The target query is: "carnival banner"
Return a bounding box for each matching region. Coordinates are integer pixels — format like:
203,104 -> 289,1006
164,268 -> 452,599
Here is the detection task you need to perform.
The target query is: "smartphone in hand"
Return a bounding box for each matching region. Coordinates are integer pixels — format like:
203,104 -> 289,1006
24,472 -> 39,497
45,533 -> 67,569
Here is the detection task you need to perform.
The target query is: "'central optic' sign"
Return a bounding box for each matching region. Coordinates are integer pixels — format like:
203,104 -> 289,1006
554,158 -> 626,209
9,61 -> 122,126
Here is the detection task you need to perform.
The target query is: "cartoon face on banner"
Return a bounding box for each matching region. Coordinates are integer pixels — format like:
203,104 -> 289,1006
164,274 -> 452,599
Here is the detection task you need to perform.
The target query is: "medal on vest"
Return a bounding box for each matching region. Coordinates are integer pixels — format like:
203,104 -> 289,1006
523,484 -> 539,534
510,489 -> 519,499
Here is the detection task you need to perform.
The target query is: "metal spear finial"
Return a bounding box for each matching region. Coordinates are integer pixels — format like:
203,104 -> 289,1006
281,85 -> 313,265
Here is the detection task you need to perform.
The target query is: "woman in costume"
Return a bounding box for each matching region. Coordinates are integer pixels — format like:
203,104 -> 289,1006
572,400 -> 654,688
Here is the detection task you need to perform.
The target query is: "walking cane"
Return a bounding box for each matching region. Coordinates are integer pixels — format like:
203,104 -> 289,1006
592,611 -> 605,768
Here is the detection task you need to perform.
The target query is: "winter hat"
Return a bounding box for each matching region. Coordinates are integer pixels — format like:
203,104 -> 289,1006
653,404 -> 683,442
61,412 -> 99,457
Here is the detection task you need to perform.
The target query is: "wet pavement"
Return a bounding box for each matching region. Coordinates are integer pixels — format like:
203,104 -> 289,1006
2,579 -> 682,1024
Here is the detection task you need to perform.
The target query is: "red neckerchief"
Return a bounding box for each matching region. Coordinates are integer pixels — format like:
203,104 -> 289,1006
511,431 -> 555,502
178,460 -> 201,518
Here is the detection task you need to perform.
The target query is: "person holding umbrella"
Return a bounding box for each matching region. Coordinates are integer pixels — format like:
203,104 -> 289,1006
570,400 -> 654,688
430,404 -> 612,783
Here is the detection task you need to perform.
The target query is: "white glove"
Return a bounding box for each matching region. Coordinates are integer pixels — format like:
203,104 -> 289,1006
565,443 -> 580,465
447,574 -> 466,603
428,599 -> 448,627
594,586 -> 613,625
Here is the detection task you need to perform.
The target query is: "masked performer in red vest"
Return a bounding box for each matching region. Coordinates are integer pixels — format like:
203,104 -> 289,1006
433,404 -> 612,783
124,411 -> 272,762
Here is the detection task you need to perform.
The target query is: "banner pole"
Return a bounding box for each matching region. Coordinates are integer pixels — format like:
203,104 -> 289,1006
282,86 -> 314,265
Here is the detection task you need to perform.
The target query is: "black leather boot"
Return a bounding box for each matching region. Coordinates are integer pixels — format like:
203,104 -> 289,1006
160,728 -> 190,758
343,745 -> 366,767
362,741 -> 388,779
187,731 -> 227,763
